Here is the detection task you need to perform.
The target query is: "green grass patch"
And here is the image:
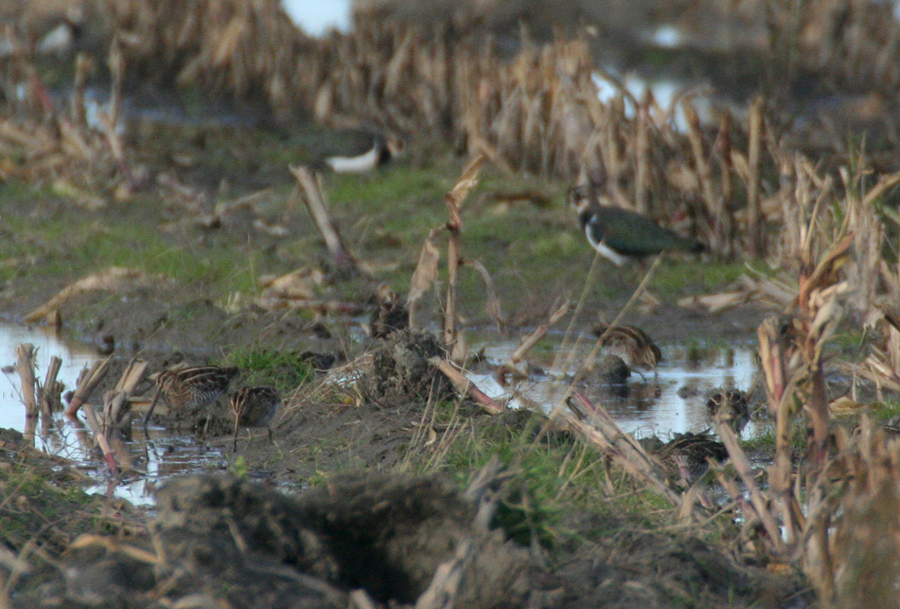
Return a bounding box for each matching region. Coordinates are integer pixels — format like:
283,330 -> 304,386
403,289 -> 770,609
0,189 -> 263,295
222,347 -> 316,393
0,460 -> 108,555
828,331 -> 868,356
740,419 -> 808,454
649,261 -> 747,297
413,410 -> 674,549
872,400 -> 900,422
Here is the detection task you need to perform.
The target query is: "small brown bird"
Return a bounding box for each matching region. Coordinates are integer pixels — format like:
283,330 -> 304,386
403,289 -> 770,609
369,285 -> 409,339
143,365 -> 240,426
706,389 -> 751,435
230,386 -> 282,450
592,323 -> 661,371
643,431 -> 728,485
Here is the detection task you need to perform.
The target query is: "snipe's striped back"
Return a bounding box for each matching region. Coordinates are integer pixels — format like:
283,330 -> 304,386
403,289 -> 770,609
230,386 -> 281,428
657,431 -> 727,483
230,386 -> 281,449
706,389 -> 750,435
158,366 -> 240,411
144,365 -> 240,425
592,324 -> 661,370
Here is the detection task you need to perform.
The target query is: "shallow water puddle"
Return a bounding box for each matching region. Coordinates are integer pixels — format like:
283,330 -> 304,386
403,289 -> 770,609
1,322 -> 760,504
0,323 -> 99,433
466,332 -> 760,439
0,323 -> 225,505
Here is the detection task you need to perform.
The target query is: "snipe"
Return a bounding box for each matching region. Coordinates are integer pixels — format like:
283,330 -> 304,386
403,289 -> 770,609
230,386 -> 281,450
643,431 -> 728,486
369,285 -> 409,339
706,389 -> 750,435
143,365 -> 240,426
592,323 -> 661,372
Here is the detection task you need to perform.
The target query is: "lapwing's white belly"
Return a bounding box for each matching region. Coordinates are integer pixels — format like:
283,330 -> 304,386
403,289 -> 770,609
325,146 -> 379,173
585,226 -> 629,266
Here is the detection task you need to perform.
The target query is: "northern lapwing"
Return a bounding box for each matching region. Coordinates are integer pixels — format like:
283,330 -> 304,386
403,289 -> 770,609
321,131 -> 405,173
567,184 -> 705,266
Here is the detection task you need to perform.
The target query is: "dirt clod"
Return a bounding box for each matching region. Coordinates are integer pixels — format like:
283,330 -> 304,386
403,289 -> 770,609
367,329 -> 455,404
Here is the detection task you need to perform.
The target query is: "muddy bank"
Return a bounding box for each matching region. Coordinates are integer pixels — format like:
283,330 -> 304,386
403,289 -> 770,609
7,467 -> 804,609
1,322 -> 807,607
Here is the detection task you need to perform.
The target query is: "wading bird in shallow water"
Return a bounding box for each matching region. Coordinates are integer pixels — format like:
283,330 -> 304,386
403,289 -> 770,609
567,184 -> 705,266
706,389 -> 751,435
143,365 -> 240,426
230,386 -> 282,450
592,323 -> 661,373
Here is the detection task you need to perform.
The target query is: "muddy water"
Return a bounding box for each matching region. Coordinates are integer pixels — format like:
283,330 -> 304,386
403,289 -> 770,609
0,322 -> 760,503
0,323 -> 226,504
0,323 -> 99,433
467,331 -> 759,438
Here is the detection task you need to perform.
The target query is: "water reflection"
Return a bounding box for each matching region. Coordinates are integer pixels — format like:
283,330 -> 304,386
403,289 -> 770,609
0,322 -> 225,505
1,320 -> 760,504
281,0 -> 352,37
0,324 -> 99,432
467,332 -> 759,439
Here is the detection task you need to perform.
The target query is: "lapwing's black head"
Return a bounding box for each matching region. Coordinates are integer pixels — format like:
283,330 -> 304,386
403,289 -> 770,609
372,134 -> 406,166
566,183 -> 596,214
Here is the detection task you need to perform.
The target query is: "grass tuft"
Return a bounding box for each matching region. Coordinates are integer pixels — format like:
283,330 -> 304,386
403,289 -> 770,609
223,347 -> 315,393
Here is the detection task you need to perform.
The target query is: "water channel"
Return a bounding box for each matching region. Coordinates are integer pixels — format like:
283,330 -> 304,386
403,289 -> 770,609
0,321 -> 761,503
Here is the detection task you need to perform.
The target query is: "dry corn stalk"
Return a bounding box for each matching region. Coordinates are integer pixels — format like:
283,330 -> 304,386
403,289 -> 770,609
291,166 -> 358,274
406,157 -> 484,363
103,0 -> 802,257
442,156 -> 484,363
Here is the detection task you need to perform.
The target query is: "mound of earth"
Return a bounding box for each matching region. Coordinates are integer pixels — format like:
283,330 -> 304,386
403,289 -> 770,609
12,471 -> 530,609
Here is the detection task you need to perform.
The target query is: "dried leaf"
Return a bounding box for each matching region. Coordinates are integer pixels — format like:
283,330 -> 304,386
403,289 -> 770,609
424,427 -> 438,447
461,258 -> 504,331
407,228 -> 442,305
444,155 -> 485,222
25,267 -> 145,324
261,268 -> 323,300
829,396 -> 866,415
678,290 -> 749,314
